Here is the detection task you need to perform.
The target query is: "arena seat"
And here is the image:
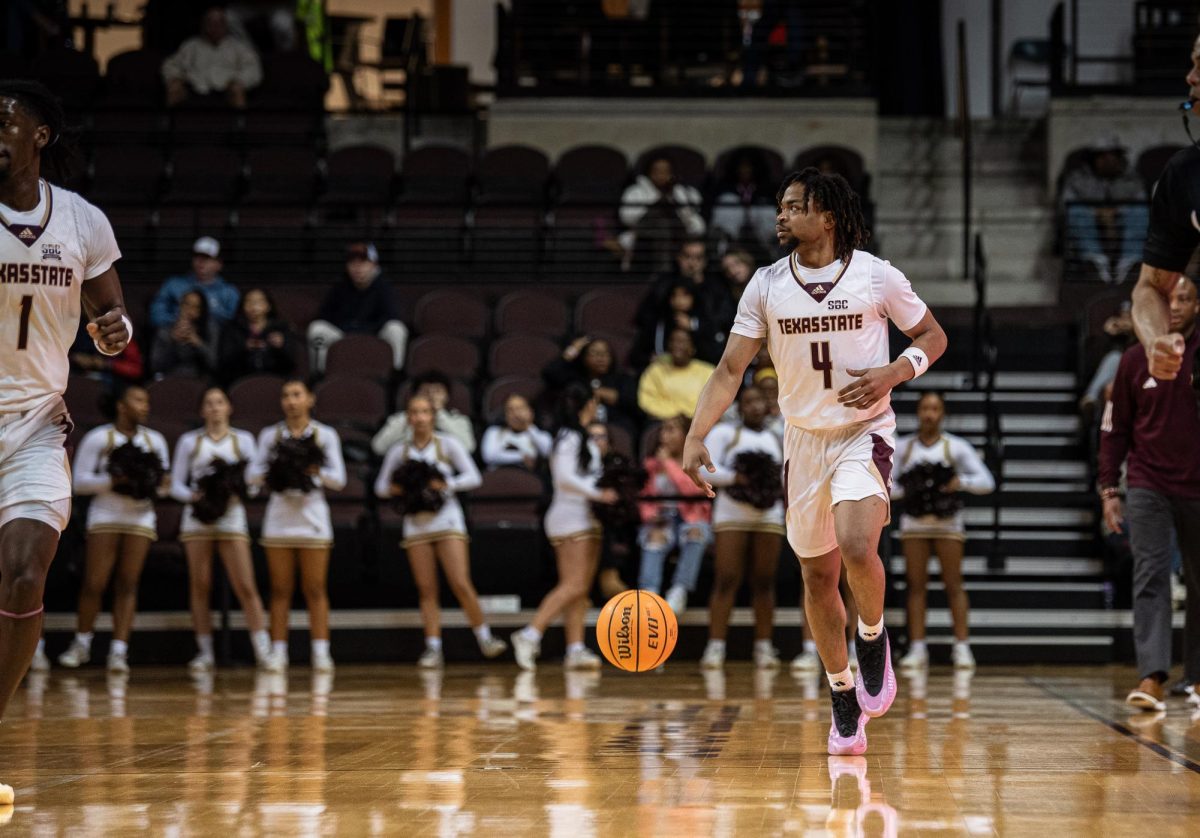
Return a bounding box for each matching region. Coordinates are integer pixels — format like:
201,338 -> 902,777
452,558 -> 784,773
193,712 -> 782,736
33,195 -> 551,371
314,376 -> 388,460
320,145 -> 396,209
146,376 -> 207,423
494,291 -> 570,338
161,146 -> 242,206
30,46 -> 101,114
324,335 -> 395,382
489,334 -> 561,378
553,145 -> 629,206
413,290 -> 490,339
87,145 -> 165,206
405,335 -> 481,379
168,106 -> 243,149
574,289 -> 640,336
397,145 -> 472,206
228,374 -> 286,432
467,467 -> 544,529
242,147 -> 320,206
634,145 -> 708,190
64,376 -> 107,430
713,144 -> 786,190
99,48 -> 167,109
475,145 -> 551,206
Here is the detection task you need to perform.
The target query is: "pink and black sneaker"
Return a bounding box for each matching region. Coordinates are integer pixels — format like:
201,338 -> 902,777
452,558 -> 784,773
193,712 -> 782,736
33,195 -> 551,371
827,687 -> 868,756
854,628 -> 897,718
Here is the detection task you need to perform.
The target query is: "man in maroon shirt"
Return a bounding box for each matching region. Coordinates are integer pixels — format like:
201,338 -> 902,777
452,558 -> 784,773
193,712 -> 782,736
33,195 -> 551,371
1099,276 -> 1200,711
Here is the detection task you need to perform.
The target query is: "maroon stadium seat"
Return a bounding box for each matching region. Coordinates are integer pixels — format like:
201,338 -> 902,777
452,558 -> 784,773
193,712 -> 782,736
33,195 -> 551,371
320,145 -> 396,208
467,468 -> 543,529
405,335 -> 481,379
476,145 -> 551,207
243,147 -> 320,206
553,145 -> 629,206
574,289 -> 639,336
64,375 -> 107,429
413,290 -> 489,339
162,146 -> 242,205
494,291 -> 570,338
713,144 -> 786,189
88,145 -> 165,206
397,145 -> 472,206
489,334 -> 561,378
228,375 -> 286,432
325,335 -> 395,381
147,376 -> 208,423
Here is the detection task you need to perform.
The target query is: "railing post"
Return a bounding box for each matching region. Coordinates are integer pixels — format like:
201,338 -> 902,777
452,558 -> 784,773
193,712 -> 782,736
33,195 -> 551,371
958,20 -> 973,281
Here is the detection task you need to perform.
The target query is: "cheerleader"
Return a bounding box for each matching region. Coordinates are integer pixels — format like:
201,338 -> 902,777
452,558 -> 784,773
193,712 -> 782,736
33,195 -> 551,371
247,379 -> 346,672
170,387 -> 271,672
511,383 -> 619,670
699,385 -> 785,670
893,392 -> 995,670
375,394 -> 508,667
59,385 -> 170,673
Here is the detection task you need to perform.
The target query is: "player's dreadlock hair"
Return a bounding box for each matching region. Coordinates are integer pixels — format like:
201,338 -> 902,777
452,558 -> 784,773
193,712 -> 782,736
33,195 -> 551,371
0,79 -> 81,186
775,167 -> 870,263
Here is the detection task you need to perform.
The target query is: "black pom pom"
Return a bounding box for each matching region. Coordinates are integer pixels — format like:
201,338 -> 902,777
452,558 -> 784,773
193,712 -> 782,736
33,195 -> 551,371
192,457 -> 249,524
898,462 -> 962,518
724,451 -> 783,509
389,459 -> 447,515
107,441 -> 165,501
591,452 -> 649,531
265,436 -> 326,494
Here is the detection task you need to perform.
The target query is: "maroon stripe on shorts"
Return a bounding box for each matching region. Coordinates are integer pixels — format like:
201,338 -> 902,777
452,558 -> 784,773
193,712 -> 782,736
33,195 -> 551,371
782,459 -> 789,504
869,434 -> 894,488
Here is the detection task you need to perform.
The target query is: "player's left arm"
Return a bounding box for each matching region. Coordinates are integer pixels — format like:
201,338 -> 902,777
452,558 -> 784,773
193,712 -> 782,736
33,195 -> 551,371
81,267 -> 131,356
837,309 -> 947,410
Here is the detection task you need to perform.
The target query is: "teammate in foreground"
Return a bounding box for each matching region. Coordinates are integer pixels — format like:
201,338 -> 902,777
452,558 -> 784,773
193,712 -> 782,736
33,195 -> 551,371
0,80 -> 131,805
683,169 -> 946,755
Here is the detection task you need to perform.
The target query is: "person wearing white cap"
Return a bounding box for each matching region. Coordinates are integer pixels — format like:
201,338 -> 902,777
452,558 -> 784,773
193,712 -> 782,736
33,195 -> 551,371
1060,136 -> 1150,283
306,241 -> 409,373
149,236 -> 241,330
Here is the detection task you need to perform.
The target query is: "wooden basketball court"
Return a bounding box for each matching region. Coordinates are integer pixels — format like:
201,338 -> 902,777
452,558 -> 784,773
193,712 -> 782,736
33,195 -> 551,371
2,664 -> 1198,835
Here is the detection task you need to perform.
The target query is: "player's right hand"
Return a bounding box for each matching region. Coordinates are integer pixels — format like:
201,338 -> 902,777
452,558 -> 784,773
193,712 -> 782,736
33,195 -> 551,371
1102,496 -> 1124,534
1148,333 -> 1185,380
682,437 -> 716,498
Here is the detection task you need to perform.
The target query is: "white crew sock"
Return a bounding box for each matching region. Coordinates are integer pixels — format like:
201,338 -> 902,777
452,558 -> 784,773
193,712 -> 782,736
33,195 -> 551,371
953,640 -> 970,652
312,639 -> 330,657
272,640 -> 288,658
473,624 -> 494,644
858,617 -> 884,642
802,639 -> 817,654
110,640 -> 128,657
252,630 -> 271,652
424,636 -> 442,652
566,641 -> 585,655
76,632 -> 94,649
195,634 -> 214,658
910,640 -> 928,654
827,667 -> 854,692
519,625 -> 542,643
36,638 -> 45,655
754,639 -> 773,656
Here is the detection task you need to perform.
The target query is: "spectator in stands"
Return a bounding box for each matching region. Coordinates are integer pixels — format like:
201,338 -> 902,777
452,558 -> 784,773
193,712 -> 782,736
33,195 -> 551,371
1080,302 -> 1134,436
372,370 -> 476,457
619,157 -> 705,274
543,336 -> 641,438
307,242 -> 408,374
1100,275 -> 1200,713
720,248 -> 757,307
638,328 -> 716,420
162,5 -> 263,109
1061,137 -> 1149,283
754,367 -> 785,438
150,237 -> 240,331
636,238 -> 730,355
632,276 -> 725,367
150,290 -> 218,379
637,414 -> 713,615
480,394 -> 552,471
712,152 -> 778,253
71,323 -> 145,387
217,287 -> 298,385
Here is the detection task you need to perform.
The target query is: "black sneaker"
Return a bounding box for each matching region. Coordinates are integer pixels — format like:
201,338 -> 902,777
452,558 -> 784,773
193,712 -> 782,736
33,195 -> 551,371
828,687 -> 867,755
854,629 -> 897,718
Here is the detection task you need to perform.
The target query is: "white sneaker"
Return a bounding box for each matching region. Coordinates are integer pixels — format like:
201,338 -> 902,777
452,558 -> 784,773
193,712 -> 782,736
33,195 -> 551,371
57,639 -> 91,669
1185,685 -> 1198,708
188,653 -> 215,674
754,645 -> 781,670
899,646 -> 929,670
106,652 -> 129,674
665,586 -> 687,616
265,650 -> 288,674
417,647 -> 444,669
253,639 -> 273,668
311,649 -> 335,673
564,647 -> 601,670
952,644 -> 976,670
478,636 -> 508,659
29,646 -> 50,672
512,631 -> 540,671
699,643 -> 725,670
1172,574 -> 1187,610
0,782 -> 12,805
791,650 -> 820,673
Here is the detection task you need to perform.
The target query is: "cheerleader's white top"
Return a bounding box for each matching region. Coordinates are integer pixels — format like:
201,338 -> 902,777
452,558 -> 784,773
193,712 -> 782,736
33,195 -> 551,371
375,432 -> 482,546
543,429 -> 604,540
73,423 -> 171,538
248,420 -> 346,547
891,431 -> 994,537
705,421 -> 785,531
170,427 -> 258,538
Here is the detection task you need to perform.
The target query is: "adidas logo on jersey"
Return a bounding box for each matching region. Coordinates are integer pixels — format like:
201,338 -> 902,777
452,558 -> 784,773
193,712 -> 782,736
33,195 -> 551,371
17,227 -> 35,241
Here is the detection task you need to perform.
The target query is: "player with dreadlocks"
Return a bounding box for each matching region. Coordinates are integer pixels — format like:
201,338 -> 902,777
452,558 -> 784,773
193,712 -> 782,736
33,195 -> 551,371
0,80 -> 131,805
683,167 -> 947,755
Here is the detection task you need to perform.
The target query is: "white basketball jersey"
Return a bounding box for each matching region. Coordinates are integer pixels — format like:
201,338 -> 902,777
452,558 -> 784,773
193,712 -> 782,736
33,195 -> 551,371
731,249 -> 927,430
0,181 -> 121,412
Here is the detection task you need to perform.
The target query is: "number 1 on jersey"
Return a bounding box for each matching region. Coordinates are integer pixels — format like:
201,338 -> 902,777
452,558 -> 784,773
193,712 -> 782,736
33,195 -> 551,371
16,295 -> 32,351
810,340 -> 832,389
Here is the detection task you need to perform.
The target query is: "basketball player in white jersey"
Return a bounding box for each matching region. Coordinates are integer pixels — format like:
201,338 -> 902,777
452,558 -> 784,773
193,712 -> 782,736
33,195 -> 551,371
683,168 -> 947,756
0,81 -> 132,805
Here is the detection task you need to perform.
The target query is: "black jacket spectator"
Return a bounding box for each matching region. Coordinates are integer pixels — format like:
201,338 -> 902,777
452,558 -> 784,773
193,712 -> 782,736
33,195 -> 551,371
315,272 -> 400,335
217,287 -> 298,384
150,289 -> 217,379
543,337 -> 641,436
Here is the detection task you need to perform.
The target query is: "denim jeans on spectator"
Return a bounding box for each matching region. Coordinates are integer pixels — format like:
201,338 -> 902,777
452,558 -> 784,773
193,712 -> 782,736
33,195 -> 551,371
1067,204 -> 1150,262
637,512 -> 712,594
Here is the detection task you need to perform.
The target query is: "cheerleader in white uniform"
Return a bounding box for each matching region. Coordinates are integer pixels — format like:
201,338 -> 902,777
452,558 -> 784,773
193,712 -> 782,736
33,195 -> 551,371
170,387 -> 271,672
511,383 -> 619,671
247,379 -> 346,672
699,384 -> 787,670
375,394 -> 507,667
59,385 -> 169,673
892,392 -> 994,670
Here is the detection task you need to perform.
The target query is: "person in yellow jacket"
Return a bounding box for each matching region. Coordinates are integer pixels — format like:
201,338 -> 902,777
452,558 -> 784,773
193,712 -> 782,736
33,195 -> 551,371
638,328 -> 716,419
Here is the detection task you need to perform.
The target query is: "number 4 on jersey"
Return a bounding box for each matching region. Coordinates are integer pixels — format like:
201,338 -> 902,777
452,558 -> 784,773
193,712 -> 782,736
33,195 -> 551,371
810,340 -> 832,389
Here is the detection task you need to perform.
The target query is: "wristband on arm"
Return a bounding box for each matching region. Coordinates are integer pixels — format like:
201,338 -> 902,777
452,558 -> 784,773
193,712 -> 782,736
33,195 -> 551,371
94,315 -> 133,357
899,347 -> 928,379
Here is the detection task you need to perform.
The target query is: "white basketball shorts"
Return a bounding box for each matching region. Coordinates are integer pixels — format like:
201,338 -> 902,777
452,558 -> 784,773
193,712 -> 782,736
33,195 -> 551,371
0,396 -> 73,532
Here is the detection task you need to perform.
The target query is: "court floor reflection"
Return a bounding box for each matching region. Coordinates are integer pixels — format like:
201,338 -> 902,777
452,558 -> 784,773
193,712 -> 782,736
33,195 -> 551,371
1,663 -> 1199,836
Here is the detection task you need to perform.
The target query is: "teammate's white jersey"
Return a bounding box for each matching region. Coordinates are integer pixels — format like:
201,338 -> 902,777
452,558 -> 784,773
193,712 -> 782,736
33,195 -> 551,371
731,249 -> 928,430
0,180 -> 121,412
169,428 -> 258,503
704,422 -> 784,488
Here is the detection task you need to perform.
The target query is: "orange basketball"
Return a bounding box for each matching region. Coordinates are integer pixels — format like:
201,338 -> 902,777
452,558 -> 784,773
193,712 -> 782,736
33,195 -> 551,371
596,589 -> 678,672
